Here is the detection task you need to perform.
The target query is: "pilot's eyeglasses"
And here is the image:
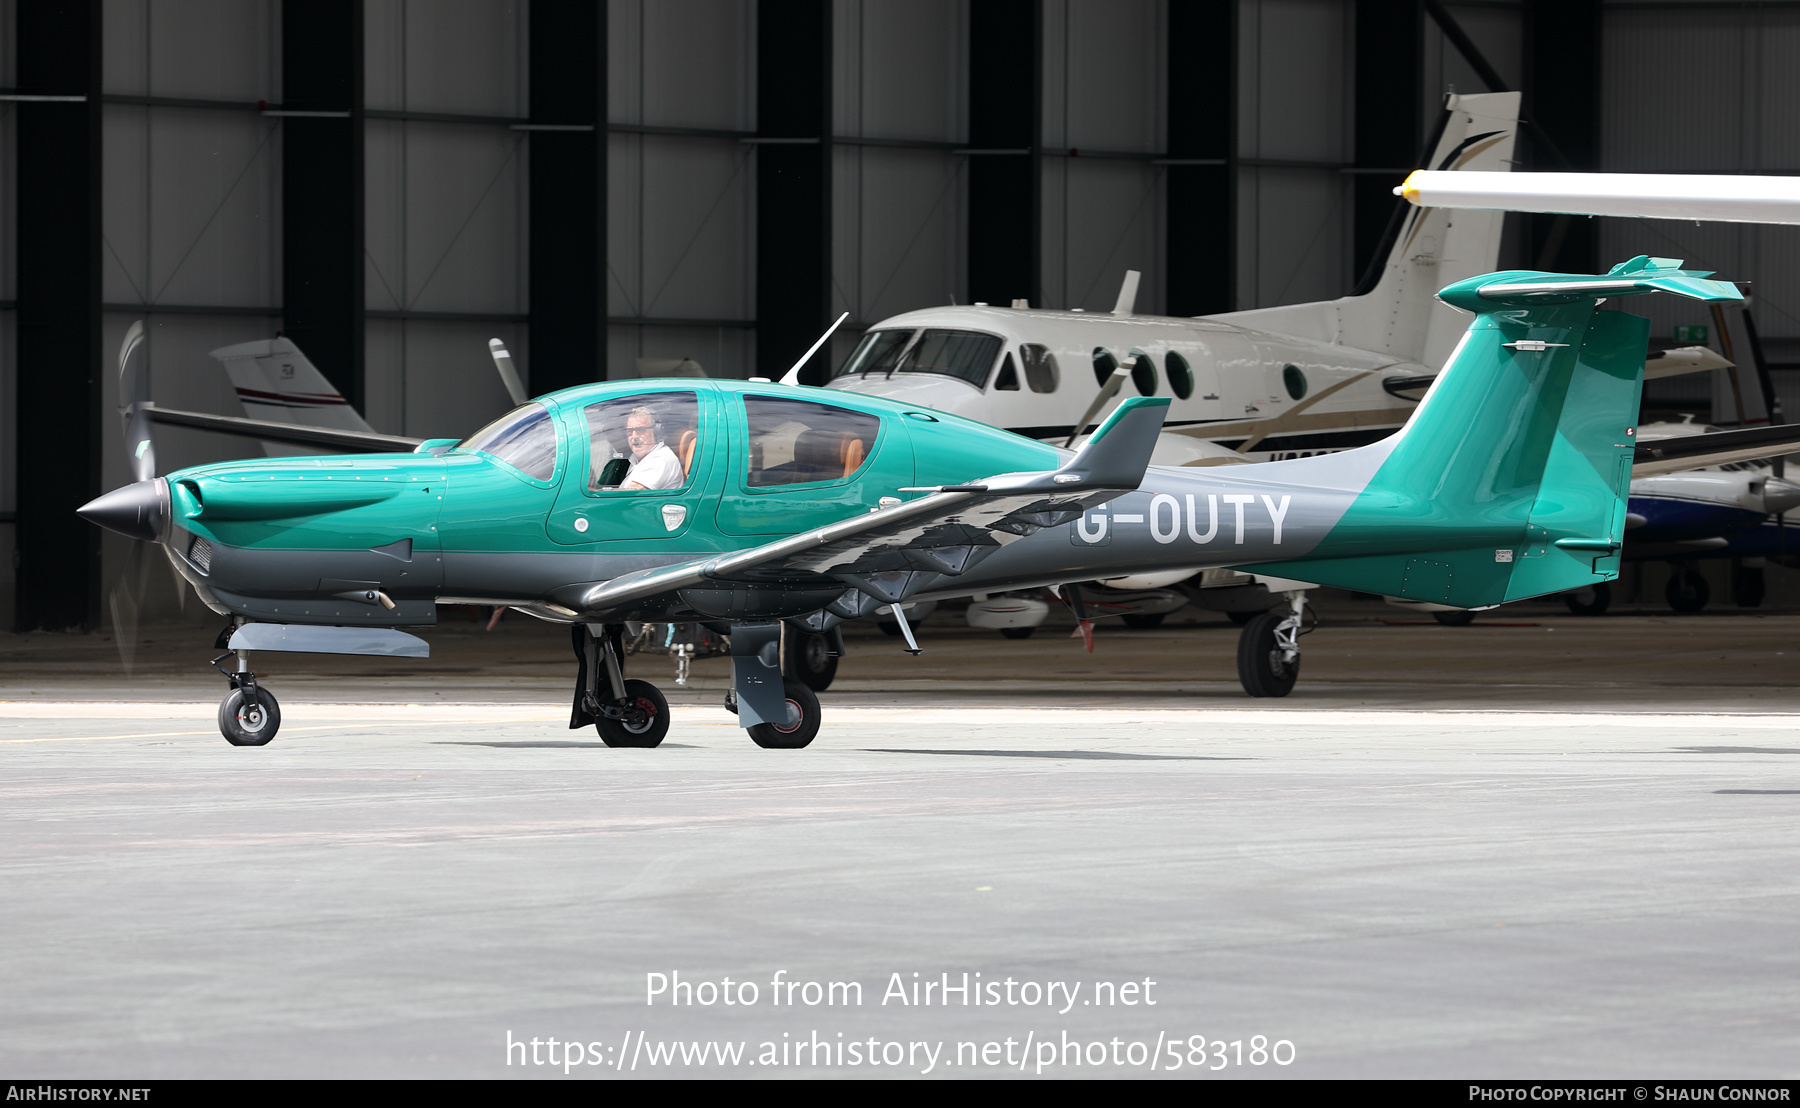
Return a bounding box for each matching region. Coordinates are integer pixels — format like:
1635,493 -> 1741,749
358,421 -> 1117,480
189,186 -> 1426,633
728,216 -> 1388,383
627,425 -> 654,435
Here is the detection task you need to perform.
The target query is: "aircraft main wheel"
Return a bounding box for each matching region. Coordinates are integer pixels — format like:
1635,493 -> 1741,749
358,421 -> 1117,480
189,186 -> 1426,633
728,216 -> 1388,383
595,679 -> 669,748
1226,610 -> 1258,626
999,626 -> 1035,640
748,678 -> 821,749
1563,582 -> 1611,616
1236,611 -> 1299,698
783,631 -> 838,692
219,686 -> 281,746
1666,568 -> 1710,613
1432,610 -> 1476,627
1122,612 -> 1166,630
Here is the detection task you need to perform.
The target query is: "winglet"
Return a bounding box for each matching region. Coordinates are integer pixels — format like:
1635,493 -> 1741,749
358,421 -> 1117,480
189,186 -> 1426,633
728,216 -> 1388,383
1058,396 -> 1170,489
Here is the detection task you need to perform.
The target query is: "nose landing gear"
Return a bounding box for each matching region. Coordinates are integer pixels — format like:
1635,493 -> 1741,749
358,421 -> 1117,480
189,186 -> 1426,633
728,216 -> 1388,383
211,650 -> 281,745
573,624 -> 670,747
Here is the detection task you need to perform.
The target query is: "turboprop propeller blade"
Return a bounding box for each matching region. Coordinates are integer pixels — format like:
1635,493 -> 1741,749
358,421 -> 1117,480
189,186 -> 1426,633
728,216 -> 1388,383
488,338 -> 528,405
118,320 -> 158,484
1064,362 -> 1134,449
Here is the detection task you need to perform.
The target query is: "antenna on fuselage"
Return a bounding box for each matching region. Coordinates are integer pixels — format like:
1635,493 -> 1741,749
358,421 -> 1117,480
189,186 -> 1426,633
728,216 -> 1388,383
778,311 -> 852,386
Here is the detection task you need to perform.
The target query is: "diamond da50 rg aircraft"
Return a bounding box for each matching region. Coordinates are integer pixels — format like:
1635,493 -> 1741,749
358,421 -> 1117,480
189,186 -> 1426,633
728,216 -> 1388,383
81,258 -> 1752,749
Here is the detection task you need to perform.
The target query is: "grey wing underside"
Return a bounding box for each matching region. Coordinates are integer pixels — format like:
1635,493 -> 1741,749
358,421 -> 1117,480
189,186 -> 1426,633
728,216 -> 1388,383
566,485 -> 1112,621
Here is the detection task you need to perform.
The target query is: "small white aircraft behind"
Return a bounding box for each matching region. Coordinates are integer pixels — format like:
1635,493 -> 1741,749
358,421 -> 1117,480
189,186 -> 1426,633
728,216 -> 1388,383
825,91 -> 1523,467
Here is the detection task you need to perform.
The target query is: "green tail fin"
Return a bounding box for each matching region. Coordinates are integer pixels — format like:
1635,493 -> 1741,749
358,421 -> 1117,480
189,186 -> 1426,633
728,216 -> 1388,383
1254,257 -> 1741,607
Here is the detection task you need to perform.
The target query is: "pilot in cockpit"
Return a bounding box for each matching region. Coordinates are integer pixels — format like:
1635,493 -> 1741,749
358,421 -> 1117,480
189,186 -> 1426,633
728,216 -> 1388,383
619,405 -> 686,490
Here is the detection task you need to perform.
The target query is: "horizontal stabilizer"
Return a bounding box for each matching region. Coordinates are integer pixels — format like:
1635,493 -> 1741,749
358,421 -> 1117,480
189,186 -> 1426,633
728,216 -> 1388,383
1441,256 -> 1743,310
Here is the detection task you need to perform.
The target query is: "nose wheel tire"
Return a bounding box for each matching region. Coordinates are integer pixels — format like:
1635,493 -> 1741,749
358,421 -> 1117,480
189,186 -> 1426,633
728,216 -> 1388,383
748,678 -> 821,749
1236,610 -> 1300,698
1432,610 -> 1476,627
999,626 -> 1035,639
1121,612 -> 1166,630
219,686 -> 281,746
595,679 -> 670,748
783,631 -> 839,692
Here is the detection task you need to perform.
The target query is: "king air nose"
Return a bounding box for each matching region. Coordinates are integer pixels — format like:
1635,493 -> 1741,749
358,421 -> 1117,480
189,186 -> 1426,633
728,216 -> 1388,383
77,478 -> 171,543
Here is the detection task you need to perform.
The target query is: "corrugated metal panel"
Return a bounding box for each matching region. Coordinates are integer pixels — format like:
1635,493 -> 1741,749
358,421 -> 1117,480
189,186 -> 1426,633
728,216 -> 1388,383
834,0 -> 964,324
1600,4 -> 1800,352
364,0 -> 523,117
1040,0 -> 1161,312
105,0 -> 277,102
1235,0 -> 1349,307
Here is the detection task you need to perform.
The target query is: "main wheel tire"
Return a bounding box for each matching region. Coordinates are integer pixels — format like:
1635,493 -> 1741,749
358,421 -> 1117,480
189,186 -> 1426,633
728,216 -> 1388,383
1121,612 -> 1166,630
999,626 -> 1035,640
595,678 -> 670,748
1236,611 -> 1300,698
747,678 -> 821,749
783,631 -> 838,691
1733,564 -> 1766,608
1432,610 -> 1476,627
1666,568 -> 1710,613
1227,610 -> 1259,626
219,686 -> 281,746
1563,582 -> 1612,616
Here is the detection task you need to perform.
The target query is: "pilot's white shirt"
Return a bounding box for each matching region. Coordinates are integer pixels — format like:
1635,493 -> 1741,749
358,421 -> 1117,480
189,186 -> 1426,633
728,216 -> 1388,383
624,441 -> 685,490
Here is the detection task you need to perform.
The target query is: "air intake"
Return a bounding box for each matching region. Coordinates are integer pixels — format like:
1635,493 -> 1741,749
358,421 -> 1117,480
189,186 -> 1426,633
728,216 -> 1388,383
188,534 -> 213,573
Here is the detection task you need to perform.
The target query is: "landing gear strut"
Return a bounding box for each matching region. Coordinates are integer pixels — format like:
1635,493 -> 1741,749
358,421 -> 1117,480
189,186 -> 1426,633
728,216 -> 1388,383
729,622 -> 822,748
1237,590 -> 1308,698
572,624 -> 669,747
211,647 -> 280,746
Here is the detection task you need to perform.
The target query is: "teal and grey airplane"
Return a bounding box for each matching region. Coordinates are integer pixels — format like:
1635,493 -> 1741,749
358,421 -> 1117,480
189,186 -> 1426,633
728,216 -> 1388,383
81,257 -> 1760,748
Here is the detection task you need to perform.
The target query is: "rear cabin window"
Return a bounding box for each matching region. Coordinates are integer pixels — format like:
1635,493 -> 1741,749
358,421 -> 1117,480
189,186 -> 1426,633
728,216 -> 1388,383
743,396 -> 881,487
461,403 -> 558,481
835,329 -> 913,378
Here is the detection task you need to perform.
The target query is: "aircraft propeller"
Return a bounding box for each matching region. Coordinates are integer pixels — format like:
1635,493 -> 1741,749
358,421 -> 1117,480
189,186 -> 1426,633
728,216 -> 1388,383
98,321 -> 185,673
1063,361 -> 1135,449
488,338 -> 528,406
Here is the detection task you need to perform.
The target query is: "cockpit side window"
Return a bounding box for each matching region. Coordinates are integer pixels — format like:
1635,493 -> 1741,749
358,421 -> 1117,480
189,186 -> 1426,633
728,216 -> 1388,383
834,329 -> 913,378
1021,344 -> 1059,393
895,329 -> 1004,387
461,403 -> 558,481
583,391 -> 701,492
994,353 -> 1020,391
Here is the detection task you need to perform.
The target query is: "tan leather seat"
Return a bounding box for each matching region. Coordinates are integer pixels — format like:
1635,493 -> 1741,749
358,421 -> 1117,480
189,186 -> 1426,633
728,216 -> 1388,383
676,429 -> 697,476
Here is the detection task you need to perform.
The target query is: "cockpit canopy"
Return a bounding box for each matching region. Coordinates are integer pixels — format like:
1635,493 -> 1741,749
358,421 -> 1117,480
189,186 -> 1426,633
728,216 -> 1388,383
834,328 -> 1005,388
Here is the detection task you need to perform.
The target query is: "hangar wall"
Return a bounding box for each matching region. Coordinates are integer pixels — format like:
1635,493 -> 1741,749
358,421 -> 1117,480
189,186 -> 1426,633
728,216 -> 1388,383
7,0 -> 1800,630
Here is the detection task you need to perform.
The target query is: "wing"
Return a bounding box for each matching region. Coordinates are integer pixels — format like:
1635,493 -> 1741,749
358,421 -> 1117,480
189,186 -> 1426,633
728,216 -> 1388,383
564,396 -> 1172,620
1634,423 -> 1800,477
143,404 -> 424,453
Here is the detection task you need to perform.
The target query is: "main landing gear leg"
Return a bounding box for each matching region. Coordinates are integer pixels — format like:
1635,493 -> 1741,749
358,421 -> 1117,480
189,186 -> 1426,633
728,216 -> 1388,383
728,621 -> 820,749
211,635 -> 280,746
575,623 -> 668,748
1236,590 -> 1307,698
